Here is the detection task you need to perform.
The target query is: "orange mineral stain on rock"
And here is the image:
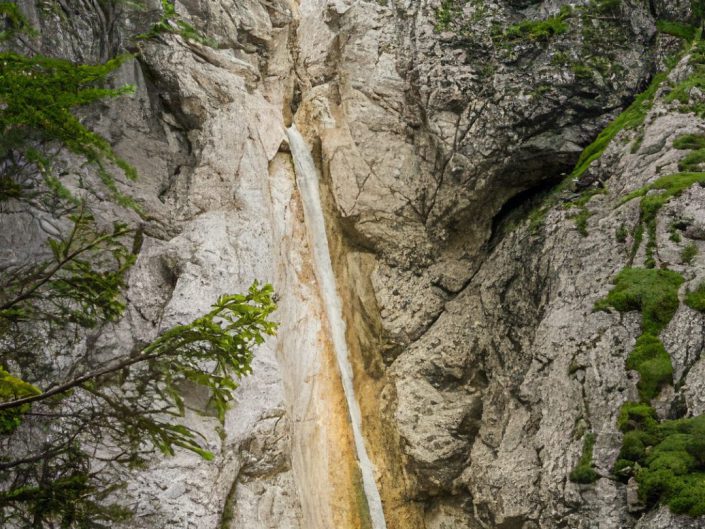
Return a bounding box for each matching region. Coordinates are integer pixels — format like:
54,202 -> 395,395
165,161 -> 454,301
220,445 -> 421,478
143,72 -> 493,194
267,152 -> 373,529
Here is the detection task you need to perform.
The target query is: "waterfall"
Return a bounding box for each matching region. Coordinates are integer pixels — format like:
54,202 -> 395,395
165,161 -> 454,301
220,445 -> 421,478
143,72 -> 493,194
286,125 -> 388,529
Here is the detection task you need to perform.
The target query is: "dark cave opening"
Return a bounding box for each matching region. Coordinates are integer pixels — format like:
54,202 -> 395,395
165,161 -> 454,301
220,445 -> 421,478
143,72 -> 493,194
486,173 -> 568,249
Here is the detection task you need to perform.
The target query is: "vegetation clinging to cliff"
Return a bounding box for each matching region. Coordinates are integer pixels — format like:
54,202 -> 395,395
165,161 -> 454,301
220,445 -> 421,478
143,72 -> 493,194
569,432 -> 599,484
0,4 -> 276,527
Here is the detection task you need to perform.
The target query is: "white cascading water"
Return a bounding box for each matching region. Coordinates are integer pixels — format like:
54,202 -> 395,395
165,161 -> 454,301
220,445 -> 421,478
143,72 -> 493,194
286,125 -> 388,529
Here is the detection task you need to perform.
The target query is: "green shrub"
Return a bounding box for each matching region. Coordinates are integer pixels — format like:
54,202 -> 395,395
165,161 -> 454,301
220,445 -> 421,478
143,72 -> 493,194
685,281 -> 705,311
617,401 -> 658,432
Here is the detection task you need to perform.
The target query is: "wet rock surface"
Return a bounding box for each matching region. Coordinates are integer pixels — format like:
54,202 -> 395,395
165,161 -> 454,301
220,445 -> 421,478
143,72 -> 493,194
5,0 -> 705,527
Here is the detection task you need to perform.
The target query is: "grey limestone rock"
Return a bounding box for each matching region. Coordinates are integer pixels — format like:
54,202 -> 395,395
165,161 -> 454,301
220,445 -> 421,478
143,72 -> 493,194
5,0 -> 705,528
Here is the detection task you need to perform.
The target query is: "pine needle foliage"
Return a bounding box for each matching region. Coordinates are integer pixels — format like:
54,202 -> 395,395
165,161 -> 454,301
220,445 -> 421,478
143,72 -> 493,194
0,51 -> 137,207
0,4 -> 276,526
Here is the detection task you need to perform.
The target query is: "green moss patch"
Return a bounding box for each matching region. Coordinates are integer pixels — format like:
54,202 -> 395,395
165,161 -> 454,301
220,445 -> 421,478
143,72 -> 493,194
685,281 -> 705,311
621,172 -> 705,267
600,267 -> 705,516
626,334 -> 673,401
595,267 -> 684,335
615,411 -> 705,516
569,432 -> 599,483
503,7 -> 570,42
657,20 -> 698,41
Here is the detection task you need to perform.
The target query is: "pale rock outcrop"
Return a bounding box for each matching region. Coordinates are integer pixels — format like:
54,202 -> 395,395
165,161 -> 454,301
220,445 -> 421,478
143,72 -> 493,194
6,0 -> 705,528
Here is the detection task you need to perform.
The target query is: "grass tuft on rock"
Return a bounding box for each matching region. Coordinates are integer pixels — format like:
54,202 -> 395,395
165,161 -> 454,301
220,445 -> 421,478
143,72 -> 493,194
594,267 -> 684,335
504,7 -> 571,42
571,73 -> 666,179
673,133 -> 705,150
685,281 -> 705,311
657,20 -> 698,41
626,334 -> 673,401
681,242 -> 698,264
569,432 -> 599,484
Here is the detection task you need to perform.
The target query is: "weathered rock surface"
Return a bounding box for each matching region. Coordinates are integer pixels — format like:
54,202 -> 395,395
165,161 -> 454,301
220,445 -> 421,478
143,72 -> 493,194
6,0 -> 705,528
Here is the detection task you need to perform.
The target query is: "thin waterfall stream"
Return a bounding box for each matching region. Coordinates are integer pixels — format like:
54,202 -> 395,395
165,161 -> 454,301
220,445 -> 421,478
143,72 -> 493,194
286,125 -> 388,529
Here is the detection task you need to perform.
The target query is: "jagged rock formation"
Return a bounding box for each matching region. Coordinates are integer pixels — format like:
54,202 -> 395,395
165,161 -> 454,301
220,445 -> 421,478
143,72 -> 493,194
5,0 -> 705,528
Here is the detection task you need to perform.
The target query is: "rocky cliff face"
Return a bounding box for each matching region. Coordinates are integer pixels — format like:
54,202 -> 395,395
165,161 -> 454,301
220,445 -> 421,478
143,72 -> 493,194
7,0 -> 705,528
